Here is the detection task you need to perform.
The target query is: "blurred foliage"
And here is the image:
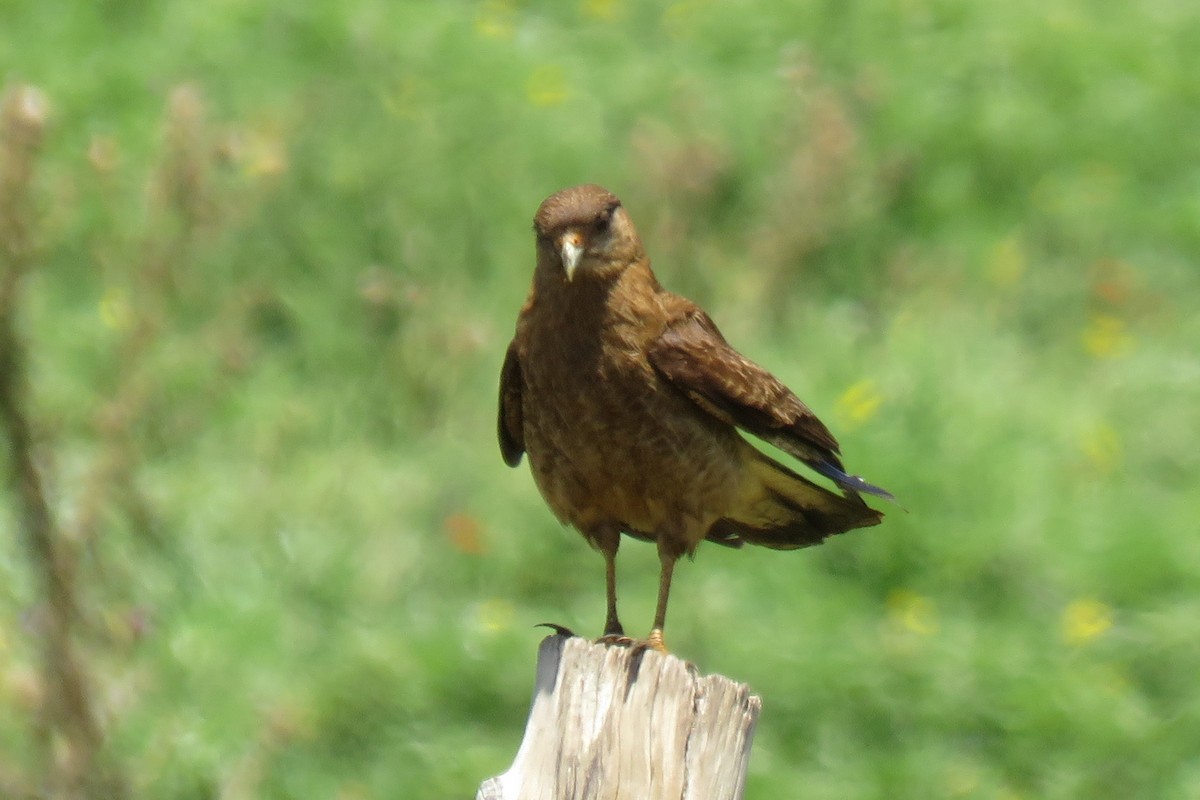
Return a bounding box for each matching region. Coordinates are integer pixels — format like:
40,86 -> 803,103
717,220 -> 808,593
1,0 -> 1199,798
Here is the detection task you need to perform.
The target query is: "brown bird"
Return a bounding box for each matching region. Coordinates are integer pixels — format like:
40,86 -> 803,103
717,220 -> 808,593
498,184 -> 890,652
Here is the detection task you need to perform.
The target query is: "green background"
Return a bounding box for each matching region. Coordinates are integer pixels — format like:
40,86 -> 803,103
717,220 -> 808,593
2,0 -> 1198,797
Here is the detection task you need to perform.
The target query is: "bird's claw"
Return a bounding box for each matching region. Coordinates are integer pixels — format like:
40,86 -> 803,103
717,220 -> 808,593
535,622 -> 577,638
595,631 -> 669,655
595,632 -> 637,648
535,625 -> 670,657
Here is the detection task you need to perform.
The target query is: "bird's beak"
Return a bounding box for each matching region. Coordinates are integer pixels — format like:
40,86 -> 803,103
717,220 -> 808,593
559,231 -> 584,282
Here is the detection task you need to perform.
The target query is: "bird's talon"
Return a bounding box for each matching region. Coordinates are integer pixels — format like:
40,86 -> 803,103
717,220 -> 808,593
595,633 -> 637,648
535,622 -> 577,638
595,633 -> 670,655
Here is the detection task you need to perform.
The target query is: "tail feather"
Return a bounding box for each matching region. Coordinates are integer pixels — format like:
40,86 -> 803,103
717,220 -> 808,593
707,447 -> 882,550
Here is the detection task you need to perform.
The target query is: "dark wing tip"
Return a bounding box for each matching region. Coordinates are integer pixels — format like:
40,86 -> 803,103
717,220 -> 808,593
498,340 -> 526,467
810,460 -> 895,501
500,444 -> 524,468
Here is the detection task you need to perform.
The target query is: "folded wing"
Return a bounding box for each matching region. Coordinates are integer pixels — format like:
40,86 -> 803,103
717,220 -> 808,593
648,304 -> 892,500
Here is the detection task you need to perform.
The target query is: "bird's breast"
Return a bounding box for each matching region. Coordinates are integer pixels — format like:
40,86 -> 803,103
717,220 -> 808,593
520,310 -> 743,540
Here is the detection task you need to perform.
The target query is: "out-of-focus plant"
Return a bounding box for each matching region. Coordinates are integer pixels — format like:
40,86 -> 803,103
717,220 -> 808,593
1,81 -> 121,800
0,81 -> 278,799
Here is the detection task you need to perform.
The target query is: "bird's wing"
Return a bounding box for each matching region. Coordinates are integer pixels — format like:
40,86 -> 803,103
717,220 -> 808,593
498,339 -> 525,467
648,303 -> 844,469
649,303 -> 894,500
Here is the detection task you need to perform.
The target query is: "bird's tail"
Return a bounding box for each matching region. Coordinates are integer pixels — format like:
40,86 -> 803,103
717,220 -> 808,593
705,445 -> 883,550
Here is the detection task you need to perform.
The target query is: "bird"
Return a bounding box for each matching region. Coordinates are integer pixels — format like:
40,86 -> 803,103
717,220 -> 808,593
498,184 -> 890,653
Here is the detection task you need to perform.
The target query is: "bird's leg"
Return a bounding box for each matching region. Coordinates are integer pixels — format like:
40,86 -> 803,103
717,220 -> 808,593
602,543 -> 625,637
593,527 -> 629,644
647,543 -> 678,654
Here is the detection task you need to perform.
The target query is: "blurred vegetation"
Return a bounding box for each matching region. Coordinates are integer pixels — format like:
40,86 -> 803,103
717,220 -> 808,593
1,0 -> 1198,798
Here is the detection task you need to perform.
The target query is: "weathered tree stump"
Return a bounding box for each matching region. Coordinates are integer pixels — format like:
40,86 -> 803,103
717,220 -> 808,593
477,634 -> 761,800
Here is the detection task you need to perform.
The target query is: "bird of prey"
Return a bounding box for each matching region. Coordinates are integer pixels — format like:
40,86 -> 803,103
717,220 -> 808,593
498,184 -> 890,652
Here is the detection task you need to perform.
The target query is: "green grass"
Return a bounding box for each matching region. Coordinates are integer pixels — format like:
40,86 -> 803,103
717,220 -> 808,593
2,1 -> 1199,797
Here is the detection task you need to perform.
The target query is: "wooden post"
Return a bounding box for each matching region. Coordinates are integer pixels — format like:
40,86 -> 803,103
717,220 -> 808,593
477,634 -> 761,800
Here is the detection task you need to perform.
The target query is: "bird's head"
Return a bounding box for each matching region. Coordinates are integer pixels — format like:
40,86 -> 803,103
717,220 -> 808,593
533,184 -> 644,284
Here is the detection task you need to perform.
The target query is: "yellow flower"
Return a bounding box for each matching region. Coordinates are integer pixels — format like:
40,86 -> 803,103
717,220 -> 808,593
476,598 -> 515,633
944,762 -> 981,796
99,287 -> 133,331
582,0 -> 622,21
1062,598 -> 1112,646
986,234 -> 1026,288
1079,422 -> 1121,473
886,589 -> 939,637
475,0 -> 516,40
526,65 -> 570,107
1082,313 -> 1133,358
836,379 -> 882,430
241,129 -> 288,178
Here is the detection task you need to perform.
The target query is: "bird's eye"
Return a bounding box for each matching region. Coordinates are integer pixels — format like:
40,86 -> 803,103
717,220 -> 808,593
593,207 -> 615,235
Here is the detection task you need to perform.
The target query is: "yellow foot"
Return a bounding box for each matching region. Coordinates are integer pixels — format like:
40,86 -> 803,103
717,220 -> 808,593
595,630 -> 669,655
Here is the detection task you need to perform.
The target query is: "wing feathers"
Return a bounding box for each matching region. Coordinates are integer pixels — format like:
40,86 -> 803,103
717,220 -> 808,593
648,307 -> 844,469
498,340 -> 525,467
705,448 -> 882,550
810,459 -> 896,501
